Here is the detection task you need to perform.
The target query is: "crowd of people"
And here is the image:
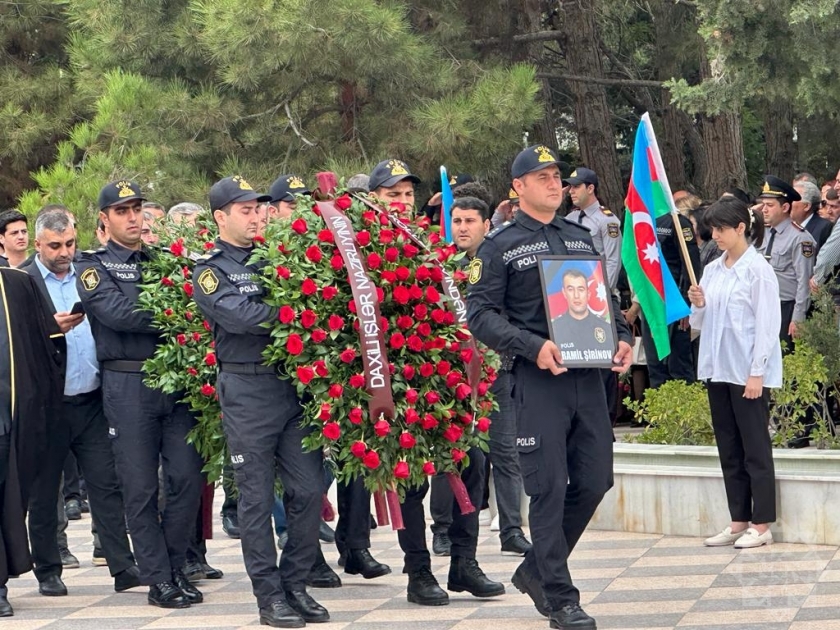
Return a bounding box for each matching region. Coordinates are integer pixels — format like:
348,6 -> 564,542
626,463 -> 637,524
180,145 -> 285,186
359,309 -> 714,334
0,148 -> 838,630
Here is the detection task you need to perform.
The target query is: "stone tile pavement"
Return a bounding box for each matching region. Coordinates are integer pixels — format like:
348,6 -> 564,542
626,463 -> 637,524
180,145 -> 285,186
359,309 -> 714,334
5,497 -> 840,630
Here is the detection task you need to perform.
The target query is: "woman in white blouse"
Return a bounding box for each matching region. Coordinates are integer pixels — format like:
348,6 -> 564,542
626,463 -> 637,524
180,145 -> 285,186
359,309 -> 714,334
687,196 -> 782,549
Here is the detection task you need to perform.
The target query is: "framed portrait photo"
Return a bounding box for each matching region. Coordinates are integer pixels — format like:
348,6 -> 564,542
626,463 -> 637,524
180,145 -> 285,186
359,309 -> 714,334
537,255 -> 618,369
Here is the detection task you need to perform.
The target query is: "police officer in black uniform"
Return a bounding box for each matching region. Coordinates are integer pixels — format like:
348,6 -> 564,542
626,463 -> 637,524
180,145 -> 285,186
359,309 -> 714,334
192,176 -> 327,628
466,146 -> 633,630
76,181 -> 205,609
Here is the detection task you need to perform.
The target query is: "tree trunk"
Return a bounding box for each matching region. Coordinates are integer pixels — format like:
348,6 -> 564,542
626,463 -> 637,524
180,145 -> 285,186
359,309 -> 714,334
518,0 -> 556,147
763,99 -> 796,181
557,0 -> 624,215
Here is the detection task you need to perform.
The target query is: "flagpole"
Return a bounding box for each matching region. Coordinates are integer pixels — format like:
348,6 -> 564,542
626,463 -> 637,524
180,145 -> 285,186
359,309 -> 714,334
641,113 -> 698,287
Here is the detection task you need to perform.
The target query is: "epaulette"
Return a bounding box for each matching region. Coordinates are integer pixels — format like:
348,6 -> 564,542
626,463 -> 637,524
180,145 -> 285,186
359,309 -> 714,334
600,206 -> 614,217
81,247 -> 107,257
792,221 -> 805,232
561,217 -> 591,232
196,248 -> 223,261
486,221 -> 514,240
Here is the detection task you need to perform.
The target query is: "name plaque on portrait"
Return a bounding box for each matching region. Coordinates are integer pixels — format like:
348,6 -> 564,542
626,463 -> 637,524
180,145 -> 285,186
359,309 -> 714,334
537,255 -> 617,369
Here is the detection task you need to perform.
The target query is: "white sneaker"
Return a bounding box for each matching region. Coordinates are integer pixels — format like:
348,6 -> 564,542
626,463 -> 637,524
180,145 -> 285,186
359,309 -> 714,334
490,514 -> 500,531
704,526 -> 745,547
734,527 -> 773,549
478,509 -> 491,525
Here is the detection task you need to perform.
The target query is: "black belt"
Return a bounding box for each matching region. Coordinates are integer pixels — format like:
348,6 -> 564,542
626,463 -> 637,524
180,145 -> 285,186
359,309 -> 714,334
219,362 -> 276,375
102,360 -> 145,373
63,388 -> 101,404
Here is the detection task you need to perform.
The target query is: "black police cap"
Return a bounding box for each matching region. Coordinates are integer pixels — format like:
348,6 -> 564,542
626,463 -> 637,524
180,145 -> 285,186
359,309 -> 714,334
268,174 -> 311,203
562,167 -> 599,187
511,145 -> 560,179
209,176 -> 271,210
757,175 -> 801,203
98,180 -> 146,210
449,173 -> 475,188
368,159 -> 421,191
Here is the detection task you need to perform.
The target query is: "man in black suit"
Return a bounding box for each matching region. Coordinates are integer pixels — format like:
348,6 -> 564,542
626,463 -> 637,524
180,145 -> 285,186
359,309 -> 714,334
794,180 -> 832,254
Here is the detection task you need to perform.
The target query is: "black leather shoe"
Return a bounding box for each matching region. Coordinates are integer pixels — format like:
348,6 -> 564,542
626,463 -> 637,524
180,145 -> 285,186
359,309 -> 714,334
307,560 -> 342,588
318,521 -> 336,543
60,547 -> 80,569
65,499 -> 82,521
201,563 -> 224,580
344,548 -> 391,579
432,532 -> 451,556
80,498 -> 90,514
501,533 -> 533,556
511,562 -> 549,617
173,569 -> 204,604
259,600 -> 305,628
787,436 -> 810,449
0,587 -> 12,617
447,557 -> 505,597
148,582 -> 190,608
183,560 -> 207,582
407,567 -> 449,606
222,513 -> 240,539
114,565 -> 141,592
38,575 -> 68,597
284,589 -> 330,623
337,550 -> 346,567
549,603 -> 596,629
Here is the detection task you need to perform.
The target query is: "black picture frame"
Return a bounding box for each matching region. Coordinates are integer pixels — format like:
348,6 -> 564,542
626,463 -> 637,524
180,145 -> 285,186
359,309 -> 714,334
536,255 -> 618,369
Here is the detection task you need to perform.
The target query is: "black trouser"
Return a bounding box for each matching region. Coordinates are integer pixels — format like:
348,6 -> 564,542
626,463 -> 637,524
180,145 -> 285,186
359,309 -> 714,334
706,382 -> 776,524
62,452 -> 82,503
221,469 -> 237,518
218,371 -> 322,609
103,371 -> 204,585
641,316 -> 695,388
28,389 -> 135,581
512,361 -> 613,610
429,474 -> 453,535
398,447 -> 485,572
780,300 -> 795,352
0,432 -> 9,590
335,476 -> 371,554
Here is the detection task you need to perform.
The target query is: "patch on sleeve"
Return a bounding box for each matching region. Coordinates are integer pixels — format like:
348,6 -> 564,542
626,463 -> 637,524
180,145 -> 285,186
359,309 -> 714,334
80,267 -> 100,291
468,258 -> 483,284
197,268 -> 220,294
801,242 -> 814,258
607,223 -> 620,238
682,226 -> 695,242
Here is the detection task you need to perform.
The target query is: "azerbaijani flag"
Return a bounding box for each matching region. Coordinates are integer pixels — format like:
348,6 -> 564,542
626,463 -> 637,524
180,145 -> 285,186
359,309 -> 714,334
439,166 -> 454,244
621,113 -> 690,360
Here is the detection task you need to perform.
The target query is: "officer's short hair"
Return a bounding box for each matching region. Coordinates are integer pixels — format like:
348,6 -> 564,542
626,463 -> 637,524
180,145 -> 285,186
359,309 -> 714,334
452,182 -> 493,209
795,181 -> 821,214
451,197 -> 490,222
142,201 -> 165,213
0,210 -> 27,235
705,196 -> 765,247
793,172 -> 818,187
562,267 -> 587,285
168,202 -> 204,219
35,210 -> 73,238
346,174 -> 370,193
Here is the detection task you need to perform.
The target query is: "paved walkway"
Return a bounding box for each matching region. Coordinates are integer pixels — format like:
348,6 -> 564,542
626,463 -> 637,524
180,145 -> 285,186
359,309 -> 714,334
5,498 -> 840,630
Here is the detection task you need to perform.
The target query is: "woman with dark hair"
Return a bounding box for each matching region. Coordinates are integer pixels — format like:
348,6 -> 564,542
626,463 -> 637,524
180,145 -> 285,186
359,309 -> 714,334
687,197 -> 782,549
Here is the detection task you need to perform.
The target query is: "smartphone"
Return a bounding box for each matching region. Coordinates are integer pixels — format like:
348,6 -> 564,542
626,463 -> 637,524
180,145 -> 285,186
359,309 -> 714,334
70,301 -> 85,316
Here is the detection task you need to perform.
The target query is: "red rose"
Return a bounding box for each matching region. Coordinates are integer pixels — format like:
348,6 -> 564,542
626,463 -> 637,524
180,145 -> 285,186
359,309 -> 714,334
425,391 -> 441,405
380,270 -> 396,284
274,265 -> 290,280
330,255 -> 344,270
385,247 -> 400,263
476,418 -> 491,433
318,229 -> 335,244
335,194 -> 353,210
183,282 -> 194,297
448,341 -> 461,352
169,240 -> 185,257
460,348 -> 474,363
402,365 -> 416,380
161,277 -> 174,287
446,371 -> 462,388
348,300 -> 357,313
185,310 -> 194,321
479,400 -> 493,412
396,315 -> 413,330
405,388 -> 418,404
253,235 -> 265,244
374,420 -> 391,437
379,212 -> 391,225
414,304 -> 428,319
311,329 -> 328,343
408,284 -> 423,301
436,360 -> 451,375
402,243 -> 419,258
423,461 -> 436,476
419,363 -> 434,378
305,245 -> 323,263
328,314 -> 344,331
362,211 -> 376,225
349,407 -> 364,424
394,461 -> 410,479
389,333 -> 406,350
416,322 -> 431,337
302,278 -> 318,295
318,403 -> 331,421
321,286 -> 338,300
421,414 -> 438,430
363,450 -> 381,469
176,333 -> 187,346
187,367 -> 198,376
286,334 -> 304,355
164,308 -> 173,317
182,266 -> 190,279
340,348 -> 356,363
192,332 -> 202,342
478,381 -> 490,396
430,267 -> 444,283
278,306 -> 296,324
443,311 -> 455,325
389,201 -> 406,213
204,352 -> 217,366
307,360 -> 325,378
301,309 -> 318,329
379,229 -> 394,244
392,286 -> 410,305
291,218 -> 308,234
405,408 -> 420,424
415,266 -> 431,282
425,286 -> 441,303
453,269 -> 467,282
376,287 -> 385,303
356,230 -> 371,246
200,383 -> 216,397
203,320 -> 212,331
407,335 -> 423,352
349,374 -> 365,388
458,413 -> 473,426
328,384 -> 344,398
452,448 -> 467,463
430,309 -> 445,324
455,383 -> 472,400
351,441 -> 367,458
296,366 -> 315,384
366,253 -> 382,269
399,433 -> 416,449
443,424 -> 463,443
323,422 -> 341,440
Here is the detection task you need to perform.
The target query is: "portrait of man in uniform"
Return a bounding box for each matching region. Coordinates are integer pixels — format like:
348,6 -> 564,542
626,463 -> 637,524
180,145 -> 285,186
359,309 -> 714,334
539,257 -> 617,368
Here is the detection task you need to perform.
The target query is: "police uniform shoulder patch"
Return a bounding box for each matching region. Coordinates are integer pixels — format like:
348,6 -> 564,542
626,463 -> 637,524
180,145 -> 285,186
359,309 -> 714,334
468,258 -> 483,284
80,267 -> 100,291
607,223 -> 620,238
486,221 -> 513,240
682,226 -> 694,242
197,268 -> 220,294
197,248 -> 223,261
801,241 -> 814,258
